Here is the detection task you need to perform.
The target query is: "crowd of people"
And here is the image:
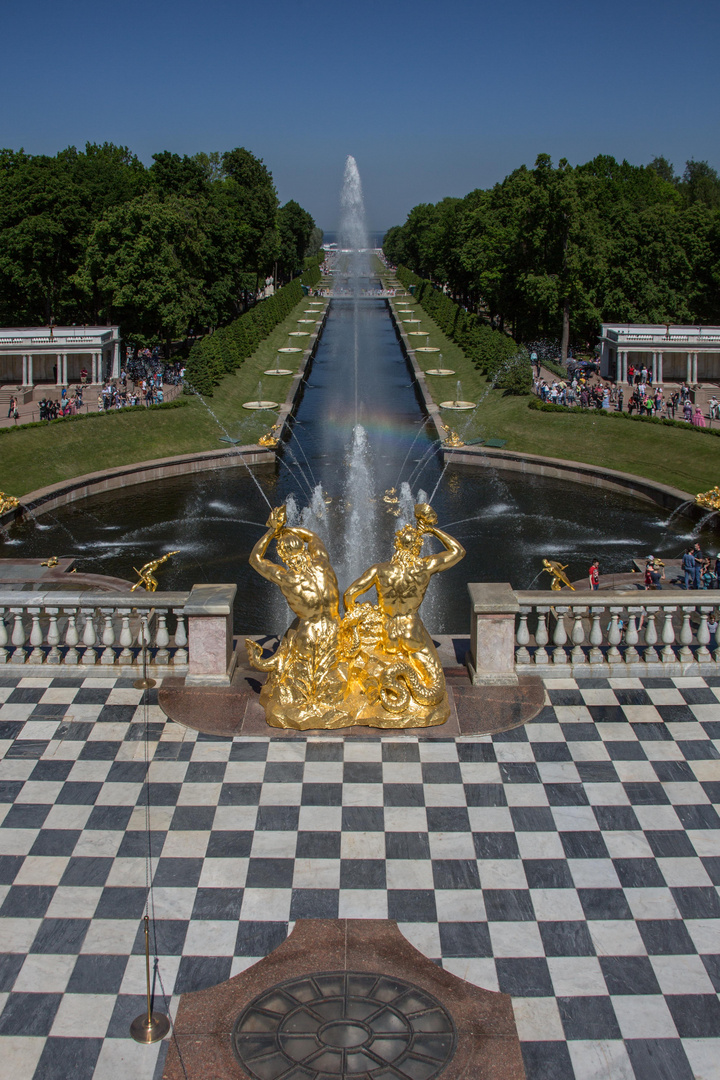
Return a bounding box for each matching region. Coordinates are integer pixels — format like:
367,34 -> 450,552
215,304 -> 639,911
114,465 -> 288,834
536,365 -> 716,426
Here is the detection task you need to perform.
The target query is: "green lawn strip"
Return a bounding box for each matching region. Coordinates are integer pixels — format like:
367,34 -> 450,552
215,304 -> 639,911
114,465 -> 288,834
388,287 -> 719,495
2,298 -> 320,498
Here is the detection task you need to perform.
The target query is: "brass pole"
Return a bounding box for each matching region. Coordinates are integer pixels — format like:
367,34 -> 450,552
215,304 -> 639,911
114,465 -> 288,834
130,914 -> 170,1043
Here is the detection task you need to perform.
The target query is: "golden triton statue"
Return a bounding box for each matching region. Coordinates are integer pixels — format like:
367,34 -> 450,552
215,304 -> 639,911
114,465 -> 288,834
246,503 -> 465,729
541,558 -> 575,591
131,551 -> 179,592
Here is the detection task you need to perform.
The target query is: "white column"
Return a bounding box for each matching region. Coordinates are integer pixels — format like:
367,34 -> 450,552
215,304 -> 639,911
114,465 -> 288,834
657,352 -> 663,384
112,341 -> 120,379
63,353 -> 69,384
27,355 -> 33,386
687,353 -> 692,384
22,355 -> 28,385
692,352 -> 698,384
651,352 -> 657,383
56,354 -> 63,385
91,353 -> 97,384
622,351 -> 629,384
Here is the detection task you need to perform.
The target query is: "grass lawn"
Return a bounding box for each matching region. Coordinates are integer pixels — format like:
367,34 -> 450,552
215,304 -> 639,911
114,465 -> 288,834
385,285 -> 720,496
1,298 -> 324,498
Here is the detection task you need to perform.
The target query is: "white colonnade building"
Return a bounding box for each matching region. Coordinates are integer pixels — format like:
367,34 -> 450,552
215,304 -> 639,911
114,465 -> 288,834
599,324 -> 720,385
0,326 -> 121,392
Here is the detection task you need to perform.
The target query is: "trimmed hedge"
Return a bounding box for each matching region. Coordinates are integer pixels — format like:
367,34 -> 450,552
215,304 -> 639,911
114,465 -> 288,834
185,259 -> 323,396
395,266 -> 532,395
0,397 -> 189,437
528,395 -> 720,437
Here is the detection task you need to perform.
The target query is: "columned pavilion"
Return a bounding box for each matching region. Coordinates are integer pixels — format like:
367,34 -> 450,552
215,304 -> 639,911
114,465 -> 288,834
599,323 -> 720,385
0,325 -> 121,388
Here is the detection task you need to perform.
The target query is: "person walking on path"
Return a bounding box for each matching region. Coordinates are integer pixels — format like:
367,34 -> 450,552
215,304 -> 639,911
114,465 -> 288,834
693,405 -> 706,427
588,559 -> 600,591
682,547 -> 696,590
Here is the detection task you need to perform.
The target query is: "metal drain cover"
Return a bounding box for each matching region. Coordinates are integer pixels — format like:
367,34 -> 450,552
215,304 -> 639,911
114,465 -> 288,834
232,970 -> 456,1078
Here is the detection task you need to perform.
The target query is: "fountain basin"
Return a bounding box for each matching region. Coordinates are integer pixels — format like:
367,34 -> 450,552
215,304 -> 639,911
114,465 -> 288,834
408,331 -> 428,337
297,320 -> 316,324
289,332 -> 311,337
278,347 -> 303,354
263,369 -> 293,376
426,367 -> 456,374
415,347 -> 440,354
440,400 -> 475,411
242,400 -> 279,410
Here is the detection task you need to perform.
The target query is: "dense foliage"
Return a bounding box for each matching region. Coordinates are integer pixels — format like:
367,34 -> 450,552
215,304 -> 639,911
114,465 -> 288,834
0,143 -> 320,346
184,260 -> 322,395
385,155 -> 720,358
395,266 -> 532,395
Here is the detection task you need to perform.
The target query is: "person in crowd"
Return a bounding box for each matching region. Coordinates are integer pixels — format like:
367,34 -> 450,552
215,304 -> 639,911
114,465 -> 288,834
693,405 -> 706,428
693,543 -> 706,589
644,556 -> 663,590
682,547 -> 696,590
7,395 -> 17,419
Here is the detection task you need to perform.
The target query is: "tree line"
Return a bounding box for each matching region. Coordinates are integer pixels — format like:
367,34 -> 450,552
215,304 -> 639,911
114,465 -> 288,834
383,155 -> 720,359
0,143 -> 322,347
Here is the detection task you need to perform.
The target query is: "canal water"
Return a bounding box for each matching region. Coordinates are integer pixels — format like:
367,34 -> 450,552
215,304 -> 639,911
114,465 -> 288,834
5,298 -> 717,634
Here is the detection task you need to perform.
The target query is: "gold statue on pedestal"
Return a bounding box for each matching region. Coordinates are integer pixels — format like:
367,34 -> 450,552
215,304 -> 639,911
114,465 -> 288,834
246,503 -> 465,729
541,558 -> 575,591
131,551 -> 179,592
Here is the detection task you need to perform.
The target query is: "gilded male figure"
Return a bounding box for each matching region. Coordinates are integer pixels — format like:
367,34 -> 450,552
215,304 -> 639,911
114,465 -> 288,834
343,503 -> 465,718
246,506 -> 348,727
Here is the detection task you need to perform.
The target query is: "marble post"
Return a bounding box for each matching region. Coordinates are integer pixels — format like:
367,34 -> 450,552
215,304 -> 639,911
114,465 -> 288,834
467,583 -> 519,686
184,584 -> 238,685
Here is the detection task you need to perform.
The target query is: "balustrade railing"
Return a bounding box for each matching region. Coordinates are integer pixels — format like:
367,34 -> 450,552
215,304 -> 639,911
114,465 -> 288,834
0,584 -> 237,684
469,584 -> 720,682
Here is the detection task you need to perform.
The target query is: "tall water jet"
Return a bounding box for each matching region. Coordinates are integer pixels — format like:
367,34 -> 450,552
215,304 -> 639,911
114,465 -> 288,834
339,155 -> 370,289
343,424 -> 376,589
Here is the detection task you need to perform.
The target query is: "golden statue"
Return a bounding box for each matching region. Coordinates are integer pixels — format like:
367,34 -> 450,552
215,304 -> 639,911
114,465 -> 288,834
41,556 -> 59,568
245,507 -> 348,728
131,551 -> 179,592
696,486 -> 720,510
443,430 -> 465,448
259,425 -> 280,448
246,503 -> 465,729
0,492 -> 20,515
541,558 -> 575,591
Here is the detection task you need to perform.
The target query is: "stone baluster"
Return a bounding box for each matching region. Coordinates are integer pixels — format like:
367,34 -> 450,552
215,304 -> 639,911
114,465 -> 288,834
534,608 -> 549,664
173,609 -> 188,666
63,608 -> 80,664
643,608 -> 659,663
154,610 -> 170,665
100,610 -> 117,665
10,609 -> 27,664
0,609 -> 8,664
624,608 -> 641,665
28,608 -> 44,664
696,607 -> 712,663
515,609 -> 531,664
607,608 -> 623,664
570,608 -> 587,665
660,607 -> 676,663
46,608 -> 61,664
589,607 -> 605,665
118,609 -> 133,665
81,609 -> 98,665
679,607 -> 695,664
552,607 -> 569,664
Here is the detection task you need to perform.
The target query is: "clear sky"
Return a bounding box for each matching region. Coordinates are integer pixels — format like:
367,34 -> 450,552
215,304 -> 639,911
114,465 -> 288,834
3,0 -> 718,234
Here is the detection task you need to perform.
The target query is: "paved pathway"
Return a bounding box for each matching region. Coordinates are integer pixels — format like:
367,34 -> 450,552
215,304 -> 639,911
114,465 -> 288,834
0,672 -> 718,1079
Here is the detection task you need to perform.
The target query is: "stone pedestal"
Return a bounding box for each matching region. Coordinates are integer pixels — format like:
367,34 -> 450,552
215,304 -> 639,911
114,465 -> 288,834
468,582 -> 519,686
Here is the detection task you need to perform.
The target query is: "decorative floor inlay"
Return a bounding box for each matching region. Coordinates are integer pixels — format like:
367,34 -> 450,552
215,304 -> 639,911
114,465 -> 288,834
233,970 -> 455,1078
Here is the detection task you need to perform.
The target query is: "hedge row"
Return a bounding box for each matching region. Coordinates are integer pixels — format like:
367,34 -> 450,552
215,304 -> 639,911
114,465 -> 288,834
528,395 -> 720,437
0,397 -> 189,438
394,266 -> 532,395
185,259 -> 323,396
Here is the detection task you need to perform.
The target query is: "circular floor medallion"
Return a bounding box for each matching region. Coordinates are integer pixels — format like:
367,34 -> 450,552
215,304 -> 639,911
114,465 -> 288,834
232,970 -> 456,1079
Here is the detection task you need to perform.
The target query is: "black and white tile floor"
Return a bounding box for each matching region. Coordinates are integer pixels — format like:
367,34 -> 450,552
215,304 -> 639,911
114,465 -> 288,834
0,673 -> 719,1079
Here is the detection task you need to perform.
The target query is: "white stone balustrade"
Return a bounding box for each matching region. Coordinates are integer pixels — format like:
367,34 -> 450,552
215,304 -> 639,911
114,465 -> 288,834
0,584 -> 237,683
469,584 -> 720,680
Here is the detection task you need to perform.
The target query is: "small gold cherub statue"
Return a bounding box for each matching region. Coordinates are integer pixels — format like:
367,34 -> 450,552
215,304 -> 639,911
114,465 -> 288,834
0,492 -> 20,515
131,551 -> 179,592
542,558 -> 575,591
443,429 -> 465,448
41,556 -> 59,568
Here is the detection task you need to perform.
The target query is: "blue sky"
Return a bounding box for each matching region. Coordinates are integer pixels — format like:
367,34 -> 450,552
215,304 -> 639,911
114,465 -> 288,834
2,0 -> 718,233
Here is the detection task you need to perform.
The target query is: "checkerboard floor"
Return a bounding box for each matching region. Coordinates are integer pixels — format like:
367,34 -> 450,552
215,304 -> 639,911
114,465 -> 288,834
0,673 -> 719,1079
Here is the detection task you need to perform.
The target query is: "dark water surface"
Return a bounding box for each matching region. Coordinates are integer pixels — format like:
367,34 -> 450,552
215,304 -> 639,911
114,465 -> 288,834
5,299 -> 717,633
